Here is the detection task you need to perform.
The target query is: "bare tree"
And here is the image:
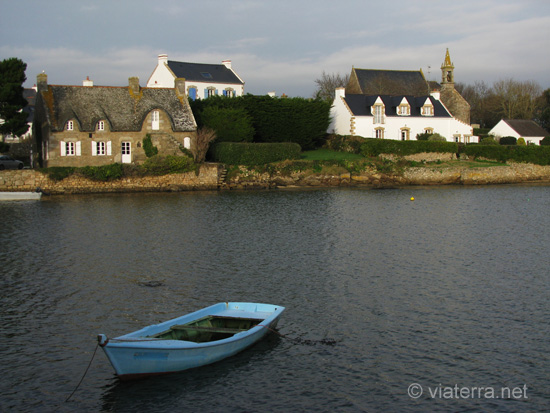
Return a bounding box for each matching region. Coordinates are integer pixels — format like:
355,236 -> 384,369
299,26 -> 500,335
194,127 -> 217,163
493,78 -> 541,120
313,71 -> 350,101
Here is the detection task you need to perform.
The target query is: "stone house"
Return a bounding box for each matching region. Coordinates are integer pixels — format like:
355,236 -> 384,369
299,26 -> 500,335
146,54 -> 245,100
33,73 -> 197,167
489,119 -> 548,145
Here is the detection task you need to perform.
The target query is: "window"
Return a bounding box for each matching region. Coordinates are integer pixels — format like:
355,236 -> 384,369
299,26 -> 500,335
152,110 -> 160,130
188,87 -> 197,101
373,104 -> 384,124
375,128 -> 384,139
424,128 -> 434,135
97,121 -> 105,131
223,89 -> 235,97
401,129 -> 410,141
205,88 -> 217,98
92,141 -> 111,156
98,141 -> 106,155
422,105 -> 434,116
200,72 -> 212,79
66,120 -> 74,131
60,141 -> 81,156
398,104 -> 410,116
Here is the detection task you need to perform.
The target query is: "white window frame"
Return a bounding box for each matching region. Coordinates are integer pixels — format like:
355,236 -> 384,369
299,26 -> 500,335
97,120 -> 105,131
373,104 -> 384,124
92,141 -> 112,156
398,104 -> 410,116
66,120 -> 74,131
422,105 -> 434,116
375,128 -> 384,139
61,141 -> 81,156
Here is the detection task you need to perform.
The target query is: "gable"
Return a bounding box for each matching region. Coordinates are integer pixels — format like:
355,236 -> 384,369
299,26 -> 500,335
37,85 -> 196,132
167,61 -> 244,85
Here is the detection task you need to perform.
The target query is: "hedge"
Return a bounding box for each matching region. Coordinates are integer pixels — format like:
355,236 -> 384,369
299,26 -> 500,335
360,139 -> 458,157
464,145 -> 550,165
209,142 -> 302,165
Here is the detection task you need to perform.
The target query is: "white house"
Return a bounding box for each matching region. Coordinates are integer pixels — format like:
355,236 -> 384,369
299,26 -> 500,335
146,54 -> 244,100
329,88 -> 473,142
489,119 -> 548,145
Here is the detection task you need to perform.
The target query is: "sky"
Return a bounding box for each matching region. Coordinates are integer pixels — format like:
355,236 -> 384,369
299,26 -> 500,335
1,0 -> 549,97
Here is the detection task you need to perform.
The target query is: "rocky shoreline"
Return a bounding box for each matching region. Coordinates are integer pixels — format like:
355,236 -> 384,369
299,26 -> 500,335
1,162 -> 550,195
222,162 -> 550,190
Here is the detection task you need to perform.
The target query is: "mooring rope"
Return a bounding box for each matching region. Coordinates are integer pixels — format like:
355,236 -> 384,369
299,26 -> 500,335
66,342 -> 99,402
259,325 -> 337,346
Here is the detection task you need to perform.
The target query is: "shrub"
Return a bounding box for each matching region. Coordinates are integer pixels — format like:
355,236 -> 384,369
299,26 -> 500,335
517,137 -> 526,146
464,145 -> 550,165
428,133 -> 446,142
79,163 -> 124,181
360,139 -> 458,157
541,136 -> 550,146
201,106 -> 254,143
141,155 -> 195,175
142,135 -> 158,157
324,134 -> 364,154
209,142 -> 301,165
480,137 -> 499,145
499,136 -> 517,145
416,132 -> 431,141
43,167 -> 76,181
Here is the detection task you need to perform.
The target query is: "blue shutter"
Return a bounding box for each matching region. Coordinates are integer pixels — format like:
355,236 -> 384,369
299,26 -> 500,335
204,89 -> 208,99
223,90 -> 227,97
189,88 -> 196,101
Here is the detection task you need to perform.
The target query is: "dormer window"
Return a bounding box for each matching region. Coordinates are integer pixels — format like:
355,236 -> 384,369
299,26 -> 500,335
66,120 -> 74,131
97,120 -> 105,131
397,98 -> 410,116
422,105 -> 434,116
372,97 -> 385,124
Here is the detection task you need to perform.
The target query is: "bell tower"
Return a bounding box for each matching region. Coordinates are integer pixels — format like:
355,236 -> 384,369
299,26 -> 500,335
441,48 -> 454,85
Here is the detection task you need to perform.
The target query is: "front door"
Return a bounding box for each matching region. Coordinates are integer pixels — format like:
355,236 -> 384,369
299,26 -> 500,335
121,141 -> 131,164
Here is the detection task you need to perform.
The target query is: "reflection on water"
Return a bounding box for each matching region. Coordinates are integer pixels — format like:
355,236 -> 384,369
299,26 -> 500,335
1,186 -> 549,412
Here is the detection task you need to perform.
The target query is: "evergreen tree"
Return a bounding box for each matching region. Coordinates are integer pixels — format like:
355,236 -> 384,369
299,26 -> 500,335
0,58 -> 28,137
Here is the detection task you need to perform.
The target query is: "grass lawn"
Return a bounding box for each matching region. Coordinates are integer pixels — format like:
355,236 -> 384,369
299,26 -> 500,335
301,149 -> 366,161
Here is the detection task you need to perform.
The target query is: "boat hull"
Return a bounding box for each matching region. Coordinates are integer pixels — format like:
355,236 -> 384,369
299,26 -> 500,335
98,302 -> 284,379
0,192 -> 42,200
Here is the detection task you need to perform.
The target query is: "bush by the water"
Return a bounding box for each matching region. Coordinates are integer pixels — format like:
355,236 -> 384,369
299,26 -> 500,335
209,142 -> 301,165
360,138 -> 458,157
464,144 -> 550,165
141,155 -> 195,175
324,134 -> 364,154
499,136 -> 517,145
80,163 -> 124,181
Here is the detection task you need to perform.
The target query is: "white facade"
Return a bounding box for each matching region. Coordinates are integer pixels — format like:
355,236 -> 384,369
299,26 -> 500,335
146,54 -> 244,100
329,88 -> 473,143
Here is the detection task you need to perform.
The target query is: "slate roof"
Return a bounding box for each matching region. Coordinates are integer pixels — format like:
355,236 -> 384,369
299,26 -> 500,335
343,94 -> 451,118
350,69 -> 430,96
502,119 -> 548,137
37,85 -> 196,132
167,61 -> 244,85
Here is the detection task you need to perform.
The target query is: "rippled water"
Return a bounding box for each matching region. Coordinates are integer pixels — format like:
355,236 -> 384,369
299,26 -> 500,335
1,185 -> 549,412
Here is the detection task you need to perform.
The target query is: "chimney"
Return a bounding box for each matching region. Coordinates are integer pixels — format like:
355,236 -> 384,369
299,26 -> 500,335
37,72 -> 48,93
222,60 -> 232,69
335,87 -> 345,99
158,54 -> 168,65
83,76 -> 93,87
174,78 -> 186,97
128,77 -> 140,95
268,91 -> 276,98
430,90 -> 440,100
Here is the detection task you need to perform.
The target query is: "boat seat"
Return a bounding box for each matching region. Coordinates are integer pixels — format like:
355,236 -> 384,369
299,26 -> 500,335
170,325 -> 249,334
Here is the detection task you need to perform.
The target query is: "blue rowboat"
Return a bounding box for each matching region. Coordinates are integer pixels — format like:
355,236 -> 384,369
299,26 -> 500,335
98,302 -> 285,380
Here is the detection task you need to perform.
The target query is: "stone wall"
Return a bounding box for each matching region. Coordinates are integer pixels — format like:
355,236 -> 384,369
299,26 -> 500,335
0,163 -> 220,194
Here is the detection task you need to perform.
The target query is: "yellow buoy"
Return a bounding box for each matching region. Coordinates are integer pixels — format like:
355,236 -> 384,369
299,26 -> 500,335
410,197 -> 415,201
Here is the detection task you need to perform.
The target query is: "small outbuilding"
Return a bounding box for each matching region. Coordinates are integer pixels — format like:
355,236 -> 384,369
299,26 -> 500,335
489,119 -> 548,145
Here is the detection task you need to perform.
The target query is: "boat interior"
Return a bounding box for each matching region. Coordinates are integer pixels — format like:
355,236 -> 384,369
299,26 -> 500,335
149,315 -> 263,343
